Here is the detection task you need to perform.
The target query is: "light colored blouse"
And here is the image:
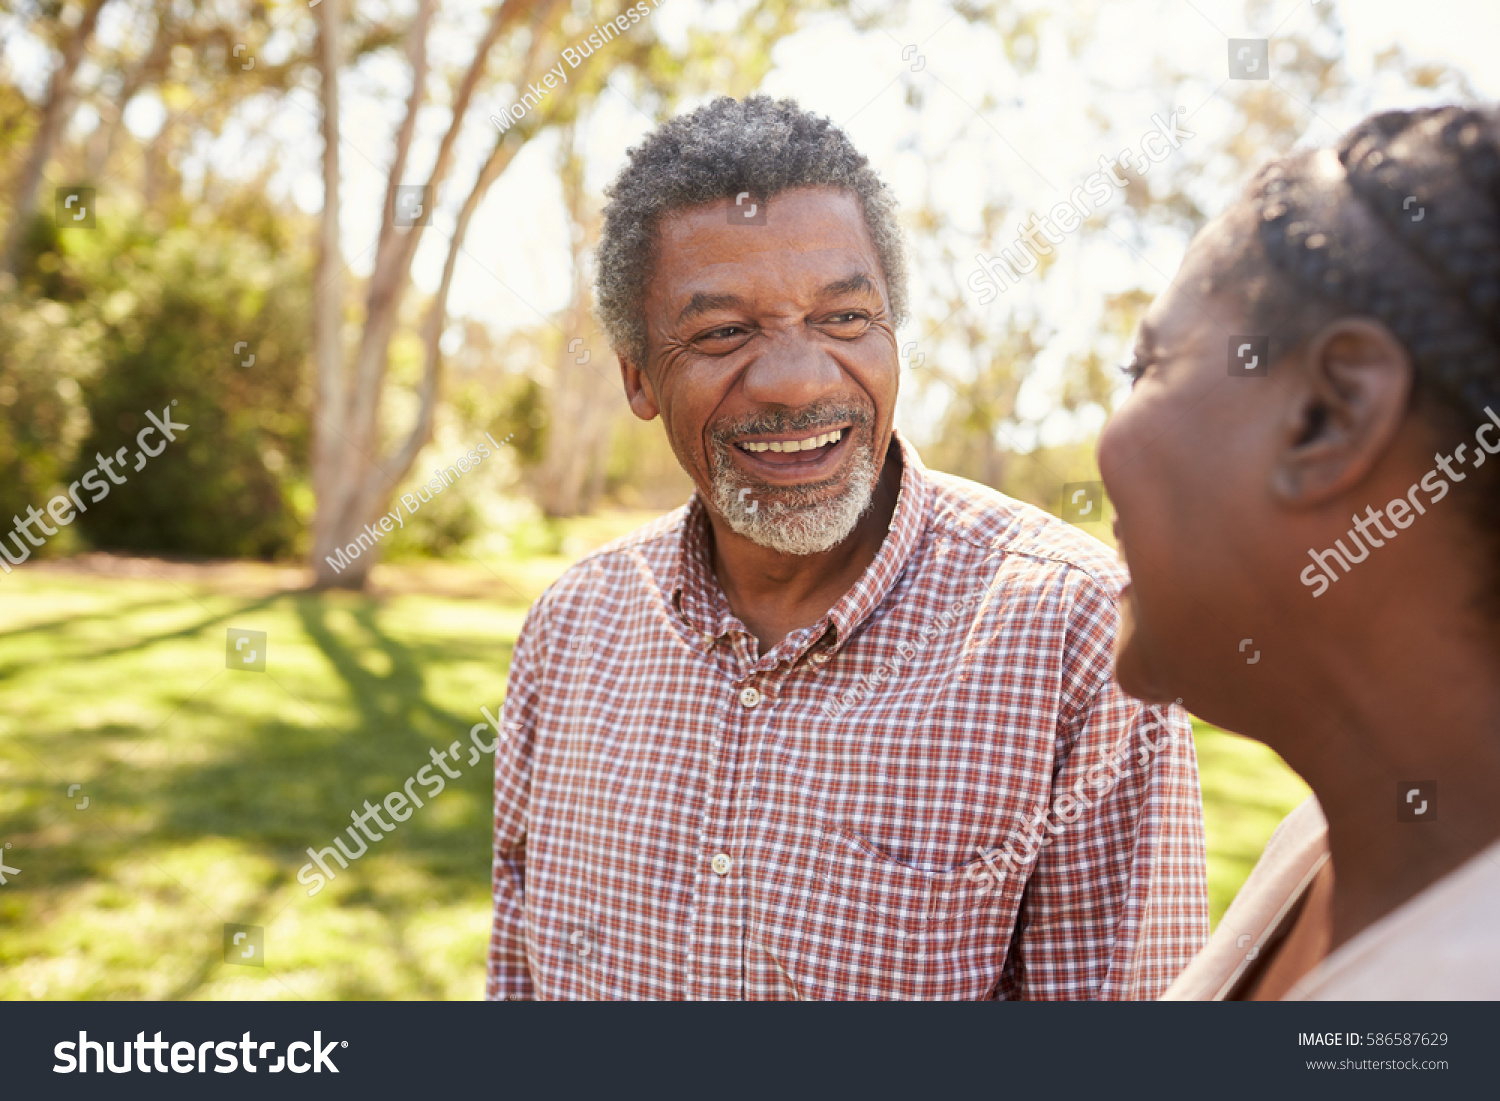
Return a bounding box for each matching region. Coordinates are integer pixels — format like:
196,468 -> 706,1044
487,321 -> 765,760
1164,795 -> 1500,1000
1162,796 -> 1329,1000
1290,833 -> 1500,999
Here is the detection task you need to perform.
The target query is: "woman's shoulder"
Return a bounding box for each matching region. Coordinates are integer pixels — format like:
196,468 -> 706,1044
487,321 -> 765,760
1161,796 -> 1329,1001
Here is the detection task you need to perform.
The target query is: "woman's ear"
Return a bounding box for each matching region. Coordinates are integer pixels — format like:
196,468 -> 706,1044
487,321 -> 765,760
620,353 -> 660,422
1271,318 -> 1414,506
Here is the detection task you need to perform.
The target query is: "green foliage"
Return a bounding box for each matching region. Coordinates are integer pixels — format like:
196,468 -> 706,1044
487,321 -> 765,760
0,283 -> 95,543
485,373 -> 548,470
12,212 -> 89,302
63,208 -> 313,559
1195,719 -> 1312,927
384,474 -> 484,559
604,412 -> 695,510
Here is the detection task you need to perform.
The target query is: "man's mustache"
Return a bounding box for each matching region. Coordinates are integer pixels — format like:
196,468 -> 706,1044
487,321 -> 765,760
708,402 -> 872,447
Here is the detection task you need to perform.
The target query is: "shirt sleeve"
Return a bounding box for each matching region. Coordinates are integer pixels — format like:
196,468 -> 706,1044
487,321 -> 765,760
485,597 -> 547,1000
997,577 -> 1210,1000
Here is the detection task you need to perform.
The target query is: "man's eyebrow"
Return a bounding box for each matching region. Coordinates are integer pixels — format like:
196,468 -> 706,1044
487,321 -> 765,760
676,292 -> 747,326
674,273 -> 879,326
819,273 -> 878,299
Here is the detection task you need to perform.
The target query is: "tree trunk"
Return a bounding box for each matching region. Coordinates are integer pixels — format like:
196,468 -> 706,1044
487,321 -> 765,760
310,0 -> 353,587
533,127 -> 618,517
309,0 -> 568,588
2,0 -> 110,272
533,320 -> 618,517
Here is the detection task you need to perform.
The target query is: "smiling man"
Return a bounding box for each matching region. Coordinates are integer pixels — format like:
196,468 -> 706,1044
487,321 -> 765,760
485,96 -> 1209,1000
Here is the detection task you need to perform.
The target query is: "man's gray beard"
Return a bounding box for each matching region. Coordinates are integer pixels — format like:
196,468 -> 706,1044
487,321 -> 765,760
708,435 -> 880,557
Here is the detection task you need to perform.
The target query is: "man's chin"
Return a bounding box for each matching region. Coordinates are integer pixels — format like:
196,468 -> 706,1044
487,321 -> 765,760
711,445 -> 879,557
716,484 -> 875,556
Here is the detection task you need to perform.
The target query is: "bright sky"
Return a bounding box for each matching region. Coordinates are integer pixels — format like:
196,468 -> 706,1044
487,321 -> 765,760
447,0 -> 1499,359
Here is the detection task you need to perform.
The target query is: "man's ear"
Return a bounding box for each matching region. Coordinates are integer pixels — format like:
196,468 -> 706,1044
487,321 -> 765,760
1271,317 -> 1414,506
620,352 -> 660,422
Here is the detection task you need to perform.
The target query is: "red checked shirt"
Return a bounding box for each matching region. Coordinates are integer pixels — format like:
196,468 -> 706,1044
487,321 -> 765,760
486,431 -> 1208,1000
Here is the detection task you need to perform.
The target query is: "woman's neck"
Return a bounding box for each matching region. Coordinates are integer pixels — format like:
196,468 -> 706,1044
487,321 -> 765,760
1263,624 -> 1500,950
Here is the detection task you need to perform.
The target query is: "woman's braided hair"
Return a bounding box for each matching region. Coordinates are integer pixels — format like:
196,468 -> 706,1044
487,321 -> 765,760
1255,106 -> 1500,422
1223,106 -> 1500,589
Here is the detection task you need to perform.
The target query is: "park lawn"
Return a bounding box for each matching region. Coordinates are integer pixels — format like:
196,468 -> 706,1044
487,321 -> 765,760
1194,718 -> 1311,930
0,538 -> 1307,1000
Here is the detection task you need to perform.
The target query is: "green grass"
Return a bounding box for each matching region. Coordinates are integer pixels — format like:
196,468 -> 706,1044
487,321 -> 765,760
1195,719 -> 1311,926
0,525 -> 1308,998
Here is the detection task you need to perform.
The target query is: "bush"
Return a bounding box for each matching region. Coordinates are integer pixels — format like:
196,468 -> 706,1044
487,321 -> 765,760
64,215 -> 312,559
0,282 -> 94,547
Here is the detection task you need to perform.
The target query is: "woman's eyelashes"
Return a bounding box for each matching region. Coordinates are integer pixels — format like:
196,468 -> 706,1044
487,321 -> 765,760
1121,354 -> 1150,383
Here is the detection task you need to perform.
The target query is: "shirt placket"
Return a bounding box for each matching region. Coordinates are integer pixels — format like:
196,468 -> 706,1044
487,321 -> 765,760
686,631 -> 779,1000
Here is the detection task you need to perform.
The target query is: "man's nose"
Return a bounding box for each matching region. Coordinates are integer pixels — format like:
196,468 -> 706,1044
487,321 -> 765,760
740,331 -> 844,408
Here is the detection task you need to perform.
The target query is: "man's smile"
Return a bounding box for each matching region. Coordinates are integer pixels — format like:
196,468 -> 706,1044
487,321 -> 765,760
735,427 -> 845,453
727,424 -> 852,477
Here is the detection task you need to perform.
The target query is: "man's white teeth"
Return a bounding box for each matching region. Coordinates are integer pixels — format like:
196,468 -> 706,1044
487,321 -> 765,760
740,429 -> 843,453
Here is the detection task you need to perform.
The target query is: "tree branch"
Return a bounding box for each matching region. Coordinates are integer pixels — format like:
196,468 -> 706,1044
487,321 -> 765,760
349,9 -> 575,526
337,0 -> 561,528
361,0 -> 435,352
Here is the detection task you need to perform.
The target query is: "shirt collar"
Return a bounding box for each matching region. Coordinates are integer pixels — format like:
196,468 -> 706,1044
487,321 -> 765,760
669,427 -> 932,660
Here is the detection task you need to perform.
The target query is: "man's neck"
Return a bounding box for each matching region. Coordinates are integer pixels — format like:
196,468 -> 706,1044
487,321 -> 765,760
707,444 -> 903,655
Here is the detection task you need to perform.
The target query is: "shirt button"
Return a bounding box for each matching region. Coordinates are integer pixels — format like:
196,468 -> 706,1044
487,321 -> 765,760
711,853 -> 733,876
811,650 -> 830,664
739,686 -> 762,709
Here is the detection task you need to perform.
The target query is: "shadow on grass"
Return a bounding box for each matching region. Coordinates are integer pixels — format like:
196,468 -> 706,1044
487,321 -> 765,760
142,591 -> 504,998
0,592 -> 286,685
0,593 -> 170,644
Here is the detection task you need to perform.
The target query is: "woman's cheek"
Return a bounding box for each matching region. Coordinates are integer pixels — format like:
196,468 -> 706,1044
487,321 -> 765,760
1113,590 -> 1176,705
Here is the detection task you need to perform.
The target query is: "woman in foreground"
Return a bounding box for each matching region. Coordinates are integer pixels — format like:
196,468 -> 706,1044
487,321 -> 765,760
1098,105 -> 1500,999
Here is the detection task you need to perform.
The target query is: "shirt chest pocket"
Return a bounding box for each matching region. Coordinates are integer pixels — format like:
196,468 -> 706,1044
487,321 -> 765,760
816,824 -> 1016,933
751,827 -> 1029,999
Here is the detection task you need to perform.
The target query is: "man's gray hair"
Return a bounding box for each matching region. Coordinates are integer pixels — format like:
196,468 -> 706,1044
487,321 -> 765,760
594,95 -> 910,367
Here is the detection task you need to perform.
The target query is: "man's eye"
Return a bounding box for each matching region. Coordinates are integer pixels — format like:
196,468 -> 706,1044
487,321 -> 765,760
698,325 -> 747,342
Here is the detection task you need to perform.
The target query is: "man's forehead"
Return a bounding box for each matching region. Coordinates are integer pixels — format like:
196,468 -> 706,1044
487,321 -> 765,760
647,186 -> 884,311
656,183 -> 866,238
